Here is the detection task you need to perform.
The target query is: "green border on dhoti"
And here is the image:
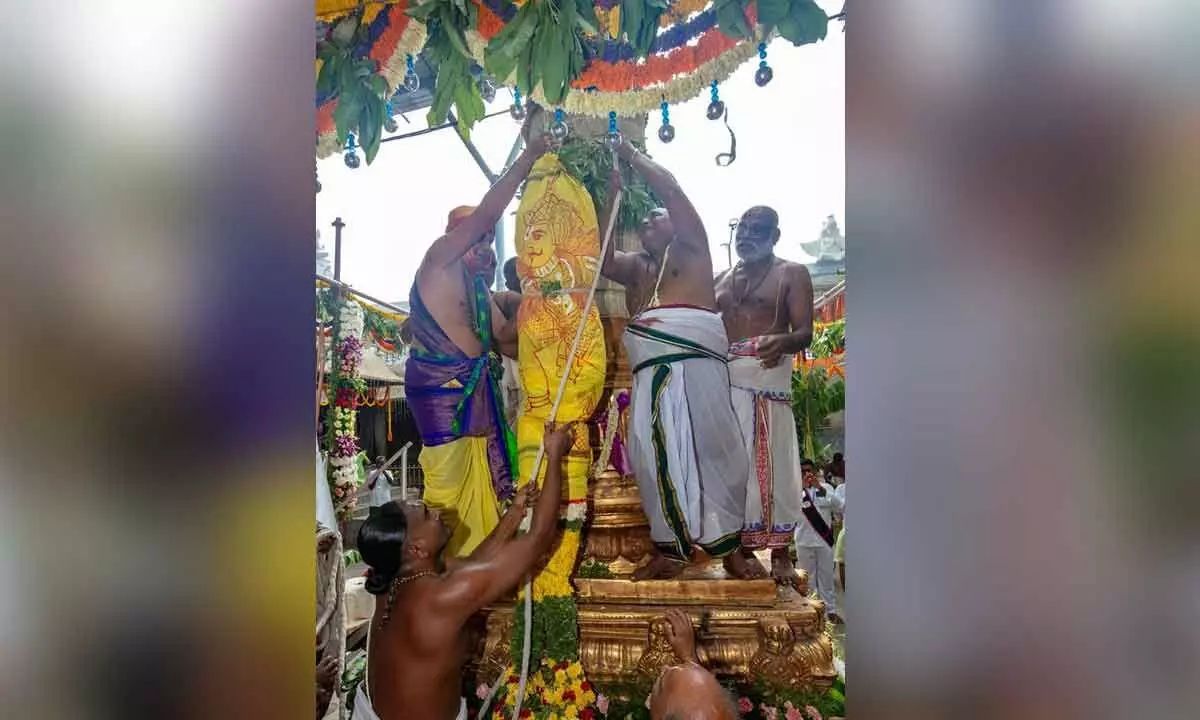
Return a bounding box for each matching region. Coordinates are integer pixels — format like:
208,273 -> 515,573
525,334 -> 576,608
650,364 -> 692,560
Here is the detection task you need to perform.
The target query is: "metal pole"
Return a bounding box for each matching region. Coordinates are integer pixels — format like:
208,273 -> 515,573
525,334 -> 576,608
332,216 -> 346,290
316,274 -> 409,317
493,130 -> 527,283
725,218 -> 738,269
449,112 -> 500,184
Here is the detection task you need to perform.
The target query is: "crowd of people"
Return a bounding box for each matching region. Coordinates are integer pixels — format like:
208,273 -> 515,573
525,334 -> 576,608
321,108 -> 845,719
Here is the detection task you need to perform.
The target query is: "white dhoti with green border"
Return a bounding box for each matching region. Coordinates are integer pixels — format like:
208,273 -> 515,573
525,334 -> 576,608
622,305 -> 749,561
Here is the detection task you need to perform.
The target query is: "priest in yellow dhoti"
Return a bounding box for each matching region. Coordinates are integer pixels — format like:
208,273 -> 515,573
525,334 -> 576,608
403,132 -> 547,556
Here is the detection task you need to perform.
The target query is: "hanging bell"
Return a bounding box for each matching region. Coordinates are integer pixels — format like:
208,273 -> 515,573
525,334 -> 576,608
755,65 -> 774,87
510,101 -> 527,121
344,151 -> 361,169
384,115 -> 399,133
706,100 -> 725,120
658,123 -> 676,143
403,72 -> 420,92
549,119 -> 569,142
477,76 -> 497,103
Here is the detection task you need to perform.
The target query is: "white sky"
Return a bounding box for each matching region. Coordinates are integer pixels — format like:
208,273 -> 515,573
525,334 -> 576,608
317,20 -> 843,304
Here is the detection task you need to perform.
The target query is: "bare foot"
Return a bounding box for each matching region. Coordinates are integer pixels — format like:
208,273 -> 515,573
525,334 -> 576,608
632,551 -> 685,581
770,549 -> 800,589
722,551 -> 769,580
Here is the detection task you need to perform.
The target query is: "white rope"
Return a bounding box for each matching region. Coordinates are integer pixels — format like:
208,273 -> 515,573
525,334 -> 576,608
487,153 -> 624,720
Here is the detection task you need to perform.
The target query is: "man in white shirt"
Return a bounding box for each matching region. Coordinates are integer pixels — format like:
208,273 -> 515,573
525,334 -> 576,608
794,458 -> 844,624
366,455 -> 395,510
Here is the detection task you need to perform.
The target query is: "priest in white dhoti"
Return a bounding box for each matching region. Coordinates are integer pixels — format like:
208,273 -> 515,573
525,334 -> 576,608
714,204 -> 816,585
624,306 -> 751,577
727,338 -> 806,568
603,136 -> 763,581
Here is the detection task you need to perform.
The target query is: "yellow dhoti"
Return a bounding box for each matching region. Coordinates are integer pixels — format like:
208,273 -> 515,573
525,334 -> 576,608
419,437 -> 501,557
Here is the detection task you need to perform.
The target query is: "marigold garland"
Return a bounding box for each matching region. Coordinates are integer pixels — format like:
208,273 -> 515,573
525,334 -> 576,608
527,32 -> 764,117
492,659 -> 597,720
475,0 -> 506,41
570,28 -> 737,92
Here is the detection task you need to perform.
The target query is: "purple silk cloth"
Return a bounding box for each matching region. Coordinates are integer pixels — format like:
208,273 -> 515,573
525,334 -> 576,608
403,285 -> 514,499
599,389 -> 632,477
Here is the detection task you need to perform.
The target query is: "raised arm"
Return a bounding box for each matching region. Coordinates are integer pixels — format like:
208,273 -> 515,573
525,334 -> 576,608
454,482 -> 541,567
424,133 -> 548,268
598,162 -> 650,286
436,423 -> 573,615
616,137 -> 707,253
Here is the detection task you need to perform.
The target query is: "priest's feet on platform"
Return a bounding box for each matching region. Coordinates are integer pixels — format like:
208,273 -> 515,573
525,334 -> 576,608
632,551 -> 686,581
769,548 -> 801,589
723,550 -> 769,580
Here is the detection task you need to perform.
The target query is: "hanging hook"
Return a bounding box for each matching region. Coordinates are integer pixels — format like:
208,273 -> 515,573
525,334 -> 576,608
715,107 -> 737,166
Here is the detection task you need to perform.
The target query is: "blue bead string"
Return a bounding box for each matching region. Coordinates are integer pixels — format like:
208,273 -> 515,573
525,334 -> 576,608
554,108 -> 565,123
758,42 -> 768,68
608,110 -> 618,134
660,100 -> 670,124
710,80 -> 719,102
346,133 -> 357,152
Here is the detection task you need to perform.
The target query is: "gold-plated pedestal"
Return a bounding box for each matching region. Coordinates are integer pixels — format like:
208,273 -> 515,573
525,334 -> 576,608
469,468 -> 836,692
472,590 -> 837,691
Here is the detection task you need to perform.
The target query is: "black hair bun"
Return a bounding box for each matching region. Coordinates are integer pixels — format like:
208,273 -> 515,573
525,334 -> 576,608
364,567 -> 396,595
357,501 -> 408,595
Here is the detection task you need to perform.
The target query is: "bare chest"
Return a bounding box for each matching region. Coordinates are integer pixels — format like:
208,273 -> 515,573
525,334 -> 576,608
716,271 -> 790,335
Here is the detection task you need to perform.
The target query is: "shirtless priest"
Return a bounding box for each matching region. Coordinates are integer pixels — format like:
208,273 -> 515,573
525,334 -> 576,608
600,138 -> 762,581
354,422 -> 575,720
404,116 -> 550,558
715,206 -> 815,586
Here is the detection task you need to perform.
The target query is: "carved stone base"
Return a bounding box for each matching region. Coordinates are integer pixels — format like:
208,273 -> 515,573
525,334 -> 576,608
471,592 -> 837,691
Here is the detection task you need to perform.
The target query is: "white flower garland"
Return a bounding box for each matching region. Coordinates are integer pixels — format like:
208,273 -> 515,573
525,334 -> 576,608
565,500 -> 588,524
328,298 -> 365,518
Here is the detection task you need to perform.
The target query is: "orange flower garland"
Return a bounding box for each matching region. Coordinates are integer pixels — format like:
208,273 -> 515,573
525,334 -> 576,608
368,2 -> 413,66
474,1 -> 505,40
570,28 -> 738,92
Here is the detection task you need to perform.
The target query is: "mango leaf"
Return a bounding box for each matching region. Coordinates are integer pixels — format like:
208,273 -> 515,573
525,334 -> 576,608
441,9 -> 473,58
575,0 -> 599,35
560,0 -> 577,33
359,97 -> 383,164
317,52 -> 341,96
715,0 -> 752,39
497,9 -> 538,59
757,0 -> 791,26
781,0 -> 830,45
455,83 -> 486,140
332,90 -> 362,145
540,31 -> 568,105
427,70 -> 456,125
405,1 -> 440,22
370,74 -> 388,97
